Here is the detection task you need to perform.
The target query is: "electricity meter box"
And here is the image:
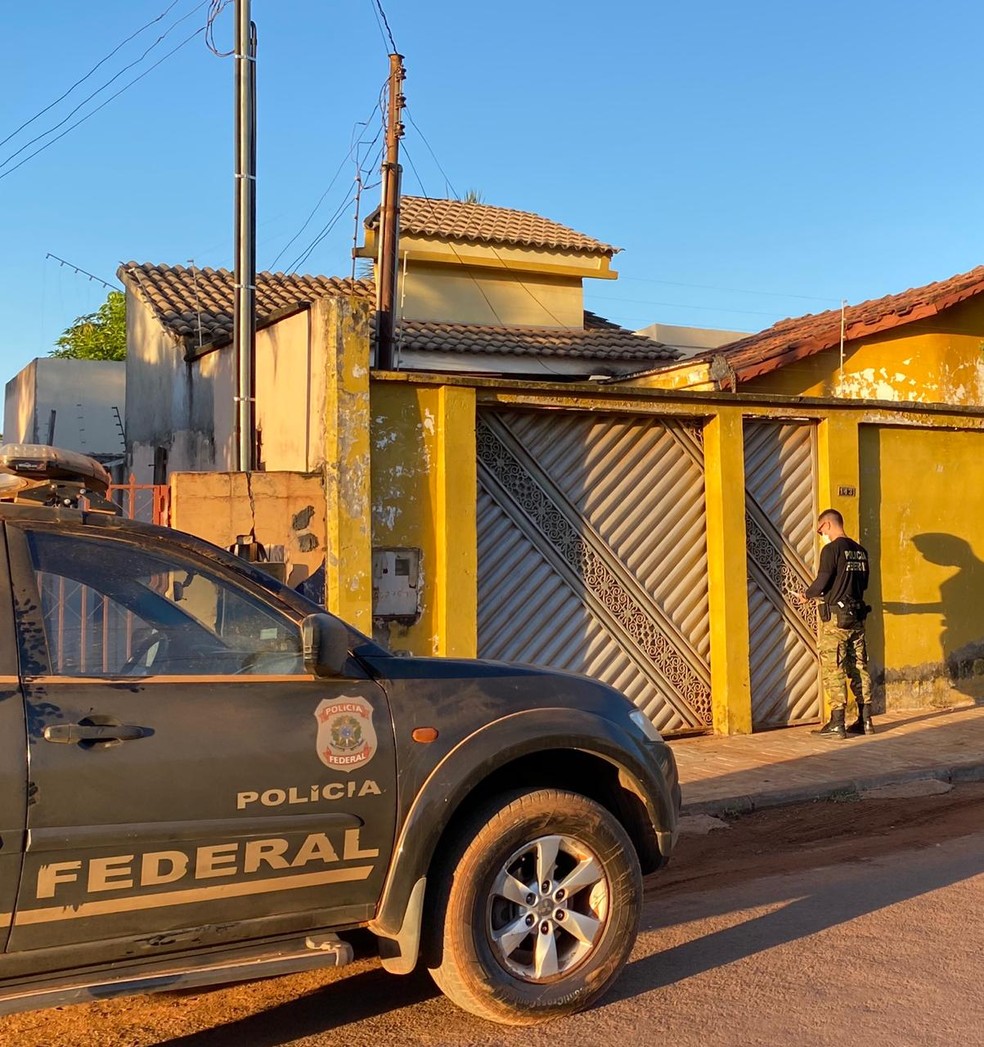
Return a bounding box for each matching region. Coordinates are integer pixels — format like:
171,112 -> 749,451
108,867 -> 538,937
372,547 -> 421,623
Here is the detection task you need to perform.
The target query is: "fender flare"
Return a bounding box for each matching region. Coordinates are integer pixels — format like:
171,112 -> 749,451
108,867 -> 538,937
369,707 -> 677,972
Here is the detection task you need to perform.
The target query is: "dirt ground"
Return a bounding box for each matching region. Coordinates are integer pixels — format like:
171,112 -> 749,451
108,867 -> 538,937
3,782 -> 984,1046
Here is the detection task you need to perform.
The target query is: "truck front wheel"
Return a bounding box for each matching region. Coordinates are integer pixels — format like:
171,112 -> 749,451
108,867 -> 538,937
427,788 -> 642,1025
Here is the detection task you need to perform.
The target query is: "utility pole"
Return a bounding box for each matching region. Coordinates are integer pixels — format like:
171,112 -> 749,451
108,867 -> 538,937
375,53 -> 405,372
233,0 -> 257,470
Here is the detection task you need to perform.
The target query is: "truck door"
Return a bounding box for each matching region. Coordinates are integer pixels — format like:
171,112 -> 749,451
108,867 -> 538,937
5,521 -> 396,958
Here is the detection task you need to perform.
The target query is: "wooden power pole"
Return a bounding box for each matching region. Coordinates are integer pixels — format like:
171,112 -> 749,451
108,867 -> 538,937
375,53 -> 405,371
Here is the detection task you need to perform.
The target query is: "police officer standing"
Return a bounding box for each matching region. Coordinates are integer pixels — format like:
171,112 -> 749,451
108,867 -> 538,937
795,508 -> 874,740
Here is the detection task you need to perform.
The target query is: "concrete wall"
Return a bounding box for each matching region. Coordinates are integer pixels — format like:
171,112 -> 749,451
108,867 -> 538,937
125,292 -> 229,482
3,361 -> 36,444
169,471 -> 326,594
3,358 -> 125,456
255,307 -> 332,473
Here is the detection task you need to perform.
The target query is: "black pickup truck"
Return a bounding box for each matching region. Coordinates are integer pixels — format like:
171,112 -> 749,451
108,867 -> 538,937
0,445 -> 680,1026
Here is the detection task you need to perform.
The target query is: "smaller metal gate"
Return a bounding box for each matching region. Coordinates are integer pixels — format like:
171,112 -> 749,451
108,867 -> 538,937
744,421 -> 822,727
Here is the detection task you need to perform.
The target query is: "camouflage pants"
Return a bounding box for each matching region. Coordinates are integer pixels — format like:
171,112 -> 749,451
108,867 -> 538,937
818,619 -> 873,712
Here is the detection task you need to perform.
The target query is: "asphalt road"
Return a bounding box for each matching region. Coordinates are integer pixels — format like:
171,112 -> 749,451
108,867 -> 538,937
4,781 -> 984,1046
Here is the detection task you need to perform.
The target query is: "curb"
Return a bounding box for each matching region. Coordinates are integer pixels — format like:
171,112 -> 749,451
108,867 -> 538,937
681,760 -> 984,818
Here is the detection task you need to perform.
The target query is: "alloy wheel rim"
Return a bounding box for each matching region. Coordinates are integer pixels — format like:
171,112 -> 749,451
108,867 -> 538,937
486,833 -> 610,982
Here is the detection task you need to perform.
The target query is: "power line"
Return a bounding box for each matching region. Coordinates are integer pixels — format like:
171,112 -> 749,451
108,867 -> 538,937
617,274 -> 841,305
404,107 -> 459,200
0,0 -> 190,152
368,0 -> 398,54
285,187 -> 362,275
401,145 -> 506,327
268,104 -> 384,272
588,292 -> 786,319
205,0 -> 235,57
0,8 -> 208,179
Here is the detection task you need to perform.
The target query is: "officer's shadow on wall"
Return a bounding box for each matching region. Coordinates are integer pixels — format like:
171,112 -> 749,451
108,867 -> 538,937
882,533 -> 984,696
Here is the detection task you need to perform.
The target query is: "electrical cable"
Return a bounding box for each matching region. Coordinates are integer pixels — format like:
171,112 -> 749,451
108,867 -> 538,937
368,0 -> 399,54
0,26 -> 205,184
617,274 -> 840,305
404,107 -> 459,201
205,0 -> 235,57
269,103 -> 384,272
402,145 -> 573,330
286,189 -> 360,275
0,0 -> 192,152
0,7 -> 208,176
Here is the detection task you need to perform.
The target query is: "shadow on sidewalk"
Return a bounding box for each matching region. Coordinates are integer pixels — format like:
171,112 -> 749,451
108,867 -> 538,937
670,705 -> 984,810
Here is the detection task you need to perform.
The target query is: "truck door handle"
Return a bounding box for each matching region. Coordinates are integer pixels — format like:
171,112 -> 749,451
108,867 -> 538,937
43,722 -> 150,744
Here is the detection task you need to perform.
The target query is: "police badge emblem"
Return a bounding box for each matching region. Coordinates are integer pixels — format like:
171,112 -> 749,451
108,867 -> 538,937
314,698 -> 378,771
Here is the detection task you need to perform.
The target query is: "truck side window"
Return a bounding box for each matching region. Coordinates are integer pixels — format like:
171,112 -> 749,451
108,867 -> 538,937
23,530 -> 303,677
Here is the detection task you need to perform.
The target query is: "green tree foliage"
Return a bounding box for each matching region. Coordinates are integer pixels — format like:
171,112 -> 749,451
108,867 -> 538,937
50,290 -> 127,361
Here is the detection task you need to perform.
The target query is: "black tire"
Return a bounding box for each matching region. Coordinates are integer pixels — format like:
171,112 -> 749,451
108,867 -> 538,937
427,788 -> 642,1025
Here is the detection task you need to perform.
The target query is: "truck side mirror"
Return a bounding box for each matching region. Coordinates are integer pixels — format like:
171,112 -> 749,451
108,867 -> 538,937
302,613 -> 351,678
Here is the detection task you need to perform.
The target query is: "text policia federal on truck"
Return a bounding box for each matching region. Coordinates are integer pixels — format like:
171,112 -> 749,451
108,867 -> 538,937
0,444 -> 680,1026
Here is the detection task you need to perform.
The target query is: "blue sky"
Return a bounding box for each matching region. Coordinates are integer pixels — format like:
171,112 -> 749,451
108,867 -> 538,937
3,0 -> 984,381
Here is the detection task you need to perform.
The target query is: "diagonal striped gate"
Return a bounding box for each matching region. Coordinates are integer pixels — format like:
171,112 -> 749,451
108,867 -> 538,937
743,420 -> 822,727
476,408 -> 712,735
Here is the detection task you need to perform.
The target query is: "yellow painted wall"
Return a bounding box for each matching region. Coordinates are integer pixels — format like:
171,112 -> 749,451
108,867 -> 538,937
153,286 -> 984,732
860,424 -> 984,707
745,297 -> 984,405
369,381 -> 477,656
400,263 -> 584,327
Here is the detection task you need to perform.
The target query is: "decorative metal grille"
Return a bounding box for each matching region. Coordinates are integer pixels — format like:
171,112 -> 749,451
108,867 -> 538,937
477,409 -> 712,734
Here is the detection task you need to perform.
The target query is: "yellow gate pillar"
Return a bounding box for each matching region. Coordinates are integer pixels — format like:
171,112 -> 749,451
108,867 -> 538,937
322,296 -> 373,633
703,407 -> 753,734
817,413 -> 861,535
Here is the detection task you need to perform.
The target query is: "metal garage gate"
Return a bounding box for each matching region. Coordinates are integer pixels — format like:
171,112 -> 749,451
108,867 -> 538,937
744,420 -> 822,727
476,408 -> 712,736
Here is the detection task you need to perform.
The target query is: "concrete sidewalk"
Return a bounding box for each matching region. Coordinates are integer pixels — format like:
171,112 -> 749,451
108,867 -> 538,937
669,700 -> 984,816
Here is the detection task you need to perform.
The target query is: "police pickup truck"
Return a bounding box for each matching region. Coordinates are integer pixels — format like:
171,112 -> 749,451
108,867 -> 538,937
0,445 -> 680,1026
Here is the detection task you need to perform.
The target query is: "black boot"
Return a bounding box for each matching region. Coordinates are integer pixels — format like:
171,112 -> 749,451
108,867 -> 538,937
814,708 -> 846,740
847,704 -> 874,736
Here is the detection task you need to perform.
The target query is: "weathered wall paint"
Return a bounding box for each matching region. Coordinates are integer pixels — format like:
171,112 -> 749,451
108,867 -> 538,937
745,297 -> 984,406
369,381 -> 477,656
860,424 -> 984,708
129,279 -> 984,733
322,296 -> 374,634
125,292 -> 230,479
169,470 -> 326,591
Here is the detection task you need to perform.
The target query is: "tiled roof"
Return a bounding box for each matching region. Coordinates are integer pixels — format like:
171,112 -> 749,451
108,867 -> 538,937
118,262 -> 372,344
701,265 -> 984,384
366,197 -> 619,255
119,262 -> 670,364
396,315 -> 676,362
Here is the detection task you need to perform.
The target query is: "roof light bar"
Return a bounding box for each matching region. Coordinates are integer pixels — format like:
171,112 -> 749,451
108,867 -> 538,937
0,444 -> 119,514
